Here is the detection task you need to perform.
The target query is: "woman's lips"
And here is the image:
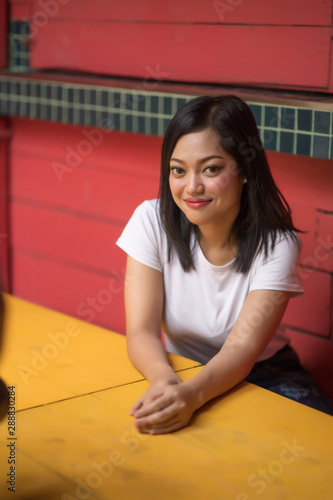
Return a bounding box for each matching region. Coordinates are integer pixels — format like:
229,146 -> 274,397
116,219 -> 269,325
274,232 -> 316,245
184,198 -> 212,209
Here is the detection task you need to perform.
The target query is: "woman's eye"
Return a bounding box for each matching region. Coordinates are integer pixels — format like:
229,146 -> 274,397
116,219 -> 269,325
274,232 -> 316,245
170,167 -> 184,175
204,166 -> 222,175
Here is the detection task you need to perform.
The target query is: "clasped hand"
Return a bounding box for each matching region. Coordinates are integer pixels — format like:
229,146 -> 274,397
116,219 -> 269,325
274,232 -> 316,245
129,379 -> 199,435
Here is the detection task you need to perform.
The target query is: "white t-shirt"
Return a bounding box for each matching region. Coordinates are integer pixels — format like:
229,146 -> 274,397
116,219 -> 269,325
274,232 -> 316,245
116,199 -> 304,364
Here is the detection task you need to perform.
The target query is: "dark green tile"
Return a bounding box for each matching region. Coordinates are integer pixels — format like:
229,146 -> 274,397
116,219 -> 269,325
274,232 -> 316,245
79,88 -> 85,104
111,113 -> 120,130
281,108 -> 295,130
54,87 -> 61,100
163,97 -> 172,115
90,110 -> 97,127
151,117 -> 158,135
176,98 -> 187,111
150,95 -> 159,114
296,134 -> 311,156
138,96 -> 146,112
79,109 -> 85,124
163,118 -> 171,134
249,104 -> 262,126
297,109 -> 312,131
263,130 -> 277,151
46,105 -> 52,120
0,81 -> 9,94
89,89 -> 96,105
101,90 -> 109,107
313,136 -> 329,159
68,88 -> 74,103
264,106 -> 278,128
113,92 -> 121,108
124,93 -> 136,111
68,108 -> 74,123
125,114 -> 132,132
280,131 -> 294,153
138,116 -> 145,134
314,111 -> 330,134
133,94 -> 144,112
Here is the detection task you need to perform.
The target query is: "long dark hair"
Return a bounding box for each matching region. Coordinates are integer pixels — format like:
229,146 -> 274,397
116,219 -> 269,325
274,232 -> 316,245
158,95 -> 299,273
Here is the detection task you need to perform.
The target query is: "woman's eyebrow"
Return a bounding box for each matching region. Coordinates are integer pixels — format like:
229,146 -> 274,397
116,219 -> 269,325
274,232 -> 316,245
170,155 -> 225,164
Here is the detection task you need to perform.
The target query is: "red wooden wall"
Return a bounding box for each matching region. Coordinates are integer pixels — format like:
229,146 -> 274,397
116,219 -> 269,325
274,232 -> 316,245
9,0 -> 333,92
10,118 -> 161,333
9,118 -> 333,400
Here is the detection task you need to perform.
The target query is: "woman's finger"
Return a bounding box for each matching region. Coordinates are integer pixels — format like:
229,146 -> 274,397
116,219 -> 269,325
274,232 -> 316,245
135,404 -> 179,432
132,394 -> 174,419
129,399 -> 143,415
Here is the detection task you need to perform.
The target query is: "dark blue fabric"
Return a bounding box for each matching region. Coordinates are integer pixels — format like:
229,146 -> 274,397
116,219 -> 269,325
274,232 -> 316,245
245,345 -> 333,416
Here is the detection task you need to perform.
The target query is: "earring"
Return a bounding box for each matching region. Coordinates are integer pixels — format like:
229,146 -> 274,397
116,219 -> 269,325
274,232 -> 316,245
243,178 -> 247,184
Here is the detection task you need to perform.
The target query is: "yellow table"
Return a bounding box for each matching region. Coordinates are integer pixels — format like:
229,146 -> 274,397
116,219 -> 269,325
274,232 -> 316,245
0,295 -> 332,500
0,294 -> 199,410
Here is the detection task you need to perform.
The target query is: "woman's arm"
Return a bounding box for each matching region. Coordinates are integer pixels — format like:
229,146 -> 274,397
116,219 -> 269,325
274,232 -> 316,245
133,289 -> 290,434
124,256 -> 181,389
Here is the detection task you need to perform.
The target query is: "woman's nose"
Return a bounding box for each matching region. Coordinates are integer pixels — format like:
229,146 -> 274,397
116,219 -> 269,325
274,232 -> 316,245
187,173 -> 204,194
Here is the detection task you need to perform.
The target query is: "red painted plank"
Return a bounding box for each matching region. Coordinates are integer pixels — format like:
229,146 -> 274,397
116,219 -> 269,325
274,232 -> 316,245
9,1 -> 31,19
267,151 -> 333,214
0,119 -> 10,292
289,205 -> 333,275
12,251 -> 126,334
11,154 -> 159,223
30,23 -> 331,90
10,119 -> 162,179
283,269 -> 331,337
30,0 -> 332,26
285,329 -> 333,402
329,38 -> 333,92
11,202 -> 126,272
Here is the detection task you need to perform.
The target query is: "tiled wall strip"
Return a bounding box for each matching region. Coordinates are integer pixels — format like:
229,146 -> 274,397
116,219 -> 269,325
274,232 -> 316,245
2,20 -> 333,160
0,75 -> 332,160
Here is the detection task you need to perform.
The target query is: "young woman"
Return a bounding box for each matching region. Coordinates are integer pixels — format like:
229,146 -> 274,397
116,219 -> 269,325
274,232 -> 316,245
117,95 -> 333,434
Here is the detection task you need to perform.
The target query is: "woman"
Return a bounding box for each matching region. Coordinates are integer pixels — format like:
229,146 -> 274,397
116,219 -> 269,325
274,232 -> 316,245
116,95 -> 333,434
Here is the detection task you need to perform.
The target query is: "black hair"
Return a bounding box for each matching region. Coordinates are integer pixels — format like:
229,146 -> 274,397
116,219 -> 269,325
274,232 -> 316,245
158,95 -> 299,273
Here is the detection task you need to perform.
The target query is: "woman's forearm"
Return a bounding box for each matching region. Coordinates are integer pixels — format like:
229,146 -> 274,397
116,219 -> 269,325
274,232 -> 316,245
127,331 -> 180,384
185,344 -> 255,410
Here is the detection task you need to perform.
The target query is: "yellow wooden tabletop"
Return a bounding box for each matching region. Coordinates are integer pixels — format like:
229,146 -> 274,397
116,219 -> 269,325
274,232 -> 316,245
0,294 -> 199,410
0,367 -> 332,500
0,294 -> 332,500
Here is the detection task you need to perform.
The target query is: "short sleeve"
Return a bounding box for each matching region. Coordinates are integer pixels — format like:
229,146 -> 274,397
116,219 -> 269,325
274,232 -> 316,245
116,200 -> 164,272
249,234 -> 304,297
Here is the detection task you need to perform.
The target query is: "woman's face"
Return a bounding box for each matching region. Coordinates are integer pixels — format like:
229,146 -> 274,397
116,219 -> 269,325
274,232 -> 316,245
169,128 -> 245,231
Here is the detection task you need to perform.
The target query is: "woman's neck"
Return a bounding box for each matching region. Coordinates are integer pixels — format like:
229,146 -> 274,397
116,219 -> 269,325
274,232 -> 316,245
198,224 -> 237,266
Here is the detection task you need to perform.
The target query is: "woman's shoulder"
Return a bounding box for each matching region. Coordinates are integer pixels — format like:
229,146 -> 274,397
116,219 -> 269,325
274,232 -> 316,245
133,199 -> 160,218
255,230 -> 302,267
